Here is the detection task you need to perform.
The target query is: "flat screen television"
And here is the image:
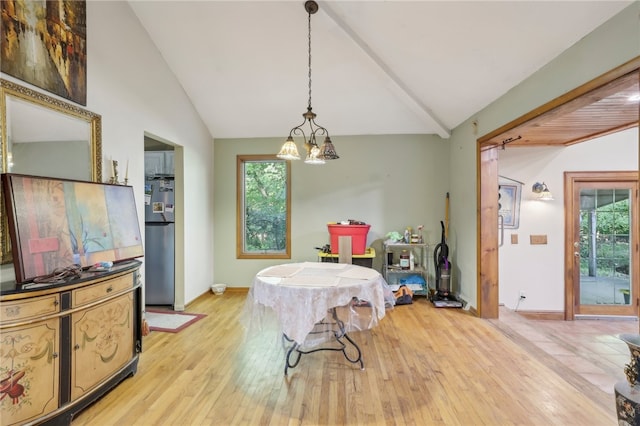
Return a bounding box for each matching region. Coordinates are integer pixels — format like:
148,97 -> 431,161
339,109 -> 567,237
1,173 -> 144,283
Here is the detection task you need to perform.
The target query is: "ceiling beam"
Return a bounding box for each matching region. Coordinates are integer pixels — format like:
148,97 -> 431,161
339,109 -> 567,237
322,3 -> 451,139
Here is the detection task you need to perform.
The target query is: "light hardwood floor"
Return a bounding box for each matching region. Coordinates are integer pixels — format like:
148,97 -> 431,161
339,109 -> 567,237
72,291 -> 619,425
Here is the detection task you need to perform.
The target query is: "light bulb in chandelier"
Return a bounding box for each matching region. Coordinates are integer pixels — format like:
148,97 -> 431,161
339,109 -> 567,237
277,136 -> 301,160
304,142 -> 325,165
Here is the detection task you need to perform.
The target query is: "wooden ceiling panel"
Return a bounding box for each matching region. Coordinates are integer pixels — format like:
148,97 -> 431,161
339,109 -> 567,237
485,69 -> 639,148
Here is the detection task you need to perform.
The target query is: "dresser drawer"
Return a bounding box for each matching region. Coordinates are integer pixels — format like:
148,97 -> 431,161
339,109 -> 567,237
72,274 -> 134,307
1,293 -> 60,323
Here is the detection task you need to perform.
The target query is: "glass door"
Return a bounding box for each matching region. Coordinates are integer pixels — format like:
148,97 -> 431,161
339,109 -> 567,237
574,181 -> 637,316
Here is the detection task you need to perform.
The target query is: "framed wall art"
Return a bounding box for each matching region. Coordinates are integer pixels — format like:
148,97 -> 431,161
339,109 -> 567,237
1,173 -> 143,283
498,182 -> 522,229
1,0 -> 87,105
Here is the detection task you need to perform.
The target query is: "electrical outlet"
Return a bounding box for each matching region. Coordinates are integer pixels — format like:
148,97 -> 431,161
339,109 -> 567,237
519,291 -> 526,299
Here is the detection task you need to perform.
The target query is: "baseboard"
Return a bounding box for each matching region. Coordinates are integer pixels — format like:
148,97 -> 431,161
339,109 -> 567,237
516,310 -> 564,320
187,286 -> 250,308
225,287 -> 249,293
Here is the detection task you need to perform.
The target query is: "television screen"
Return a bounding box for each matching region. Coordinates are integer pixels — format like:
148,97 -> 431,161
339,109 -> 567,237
1,173 -> 144,283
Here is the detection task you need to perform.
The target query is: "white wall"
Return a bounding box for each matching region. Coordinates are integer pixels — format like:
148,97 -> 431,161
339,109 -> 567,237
1,2 -> 215,306
213,134 -> 450,287
89,2 -> 215,306
447,2 -> 639,310
498,128 -> 638,311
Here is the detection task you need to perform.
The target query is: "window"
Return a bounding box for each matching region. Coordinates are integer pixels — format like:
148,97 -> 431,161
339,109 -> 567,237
237,155 -> 291,259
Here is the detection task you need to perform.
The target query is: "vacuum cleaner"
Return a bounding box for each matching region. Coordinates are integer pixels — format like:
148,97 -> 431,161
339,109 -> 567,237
432,220 -> 462,308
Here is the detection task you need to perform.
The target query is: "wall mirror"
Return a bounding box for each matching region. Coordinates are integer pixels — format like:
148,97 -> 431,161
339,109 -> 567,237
0,78 -> 102,264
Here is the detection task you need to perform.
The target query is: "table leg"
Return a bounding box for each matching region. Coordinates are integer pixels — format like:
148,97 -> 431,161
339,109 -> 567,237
283,335 -> 303,375
282,307 -> 364,375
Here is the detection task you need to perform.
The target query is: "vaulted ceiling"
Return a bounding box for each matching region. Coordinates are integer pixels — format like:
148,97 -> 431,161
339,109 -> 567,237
129,1 -> 637,142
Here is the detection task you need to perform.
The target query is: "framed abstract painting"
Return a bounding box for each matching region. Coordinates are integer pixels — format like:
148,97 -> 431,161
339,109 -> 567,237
498,183 -> 521,229
1,173 -> 143,283
0,1 -> 87,105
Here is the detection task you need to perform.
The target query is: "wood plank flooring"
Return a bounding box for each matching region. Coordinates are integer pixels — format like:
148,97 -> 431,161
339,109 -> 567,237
72,291 -> 618,425
495,305 -> 637,397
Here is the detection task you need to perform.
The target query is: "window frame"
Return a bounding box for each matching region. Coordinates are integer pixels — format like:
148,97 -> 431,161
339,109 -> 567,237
236,155 -> 291,259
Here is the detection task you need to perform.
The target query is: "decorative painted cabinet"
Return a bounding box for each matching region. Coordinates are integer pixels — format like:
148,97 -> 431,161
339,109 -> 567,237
70,292 -> 135,401
0,316 -> 60,424
0,260 -> 142,425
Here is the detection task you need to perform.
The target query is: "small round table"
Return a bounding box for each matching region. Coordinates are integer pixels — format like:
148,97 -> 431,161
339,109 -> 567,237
242,262 -> 391,374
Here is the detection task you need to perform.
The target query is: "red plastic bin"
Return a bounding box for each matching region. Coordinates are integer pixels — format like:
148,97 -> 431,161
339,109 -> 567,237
327,223 -> 371,255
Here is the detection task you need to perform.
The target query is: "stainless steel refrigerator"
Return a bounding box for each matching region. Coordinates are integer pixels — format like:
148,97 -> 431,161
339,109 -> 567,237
144,177 -> 175,306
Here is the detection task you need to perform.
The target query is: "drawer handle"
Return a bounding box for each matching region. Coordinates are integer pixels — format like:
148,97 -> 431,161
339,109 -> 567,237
53,300 -> 59,306
106,286 -> 113,293
74,344 -> 80,350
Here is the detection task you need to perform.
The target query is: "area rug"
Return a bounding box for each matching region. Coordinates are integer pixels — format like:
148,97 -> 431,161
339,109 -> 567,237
145,310 -> 206,333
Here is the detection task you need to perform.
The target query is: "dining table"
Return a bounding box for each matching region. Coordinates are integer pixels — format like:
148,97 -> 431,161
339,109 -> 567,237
241,261 -> 394,374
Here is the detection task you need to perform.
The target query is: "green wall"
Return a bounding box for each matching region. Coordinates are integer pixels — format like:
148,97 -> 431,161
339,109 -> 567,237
214,134 -> 449,287
213,2 -> 640,310
448,2 -> 639,308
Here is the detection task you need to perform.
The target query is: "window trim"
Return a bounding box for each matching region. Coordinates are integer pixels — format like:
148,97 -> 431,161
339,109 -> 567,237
236,155 -> 291,259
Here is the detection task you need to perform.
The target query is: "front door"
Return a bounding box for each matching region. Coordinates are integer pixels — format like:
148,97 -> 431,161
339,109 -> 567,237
566,171 -> 638,318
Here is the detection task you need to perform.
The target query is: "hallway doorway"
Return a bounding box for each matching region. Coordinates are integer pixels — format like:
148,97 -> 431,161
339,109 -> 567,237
143,134 -> 186,311
477,59 -> 639,319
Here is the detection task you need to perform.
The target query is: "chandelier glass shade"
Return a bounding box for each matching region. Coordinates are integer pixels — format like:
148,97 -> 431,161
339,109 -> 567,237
277,0 -> 338,164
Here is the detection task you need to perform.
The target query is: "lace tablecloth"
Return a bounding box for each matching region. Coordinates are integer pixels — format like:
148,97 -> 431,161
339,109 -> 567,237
241,262 -> 393,345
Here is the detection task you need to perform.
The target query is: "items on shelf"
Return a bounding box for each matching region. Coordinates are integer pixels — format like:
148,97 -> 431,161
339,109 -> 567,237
387,224 -> 424,245
400,250 -> 410,270
383,240 -> 429,296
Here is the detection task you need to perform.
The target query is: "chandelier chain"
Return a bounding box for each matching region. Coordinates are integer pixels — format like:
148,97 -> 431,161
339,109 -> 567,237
277,0 -> 338,163
307,11 -> 312,111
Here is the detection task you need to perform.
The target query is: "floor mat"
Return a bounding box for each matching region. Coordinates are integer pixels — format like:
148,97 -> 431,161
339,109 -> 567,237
145,309 -> 206,333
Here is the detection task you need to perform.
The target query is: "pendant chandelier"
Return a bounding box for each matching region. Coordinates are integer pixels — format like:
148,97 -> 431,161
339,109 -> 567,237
277,0 -> 339,164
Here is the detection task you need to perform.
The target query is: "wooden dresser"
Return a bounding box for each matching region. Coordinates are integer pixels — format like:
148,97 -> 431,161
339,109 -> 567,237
0,260 -> 142,425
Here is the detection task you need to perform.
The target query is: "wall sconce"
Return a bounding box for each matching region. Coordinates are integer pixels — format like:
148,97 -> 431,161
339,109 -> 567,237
532,182 -> 554,200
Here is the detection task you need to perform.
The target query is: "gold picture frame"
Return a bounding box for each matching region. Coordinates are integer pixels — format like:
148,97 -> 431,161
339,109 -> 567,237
1,78 -> 102,265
